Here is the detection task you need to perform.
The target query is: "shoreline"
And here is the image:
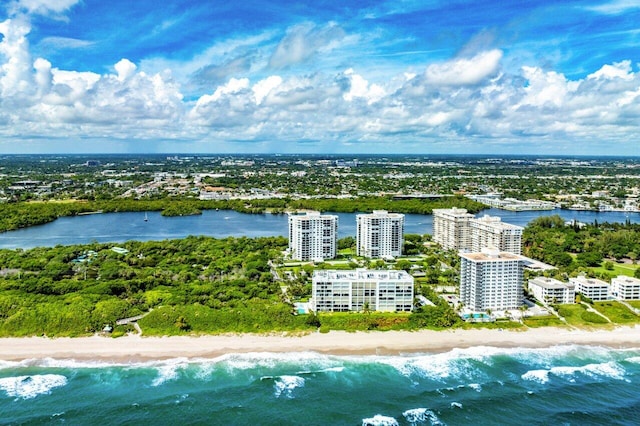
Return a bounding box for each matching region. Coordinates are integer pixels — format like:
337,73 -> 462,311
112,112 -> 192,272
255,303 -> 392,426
2,326 -> 640,363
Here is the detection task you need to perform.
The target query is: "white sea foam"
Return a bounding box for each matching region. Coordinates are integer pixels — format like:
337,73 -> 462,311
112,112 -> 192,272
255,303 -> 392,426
521,369 -> 550,384
151,358 -> 190,387
551,361 -> 627,381
467,383 -> 482,392
362,414 -> 399,426
378,351 -> 489,383
451,402 -> 463,409
0,374 -> 67,399
522,361 -> 628,384
214,351 -> 340,372
403,407 -> 445,425
626,356 -> 640,364
273,375 -> 305,398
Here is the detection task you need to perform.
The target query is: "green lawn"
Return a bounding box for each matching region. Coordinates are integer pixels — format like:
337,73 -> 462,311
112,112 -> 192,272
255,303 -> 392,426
590,262 -> 639,278
556,304 -> 609,327
522,316 -> 566,328
592,301 -> 640,324
627,301 -> 640,309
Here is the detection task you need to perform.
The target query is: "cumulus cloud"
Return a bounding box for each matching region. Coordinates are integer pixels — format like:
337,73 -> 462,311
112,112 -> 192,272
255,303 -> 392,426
114,58 -> 137,82
588,60 -> 634,80
269,22 -> 346,68
341,69 -> 385,104
1,11 -> 640,153
424,49 -> 503,86
0,18 -> 33,98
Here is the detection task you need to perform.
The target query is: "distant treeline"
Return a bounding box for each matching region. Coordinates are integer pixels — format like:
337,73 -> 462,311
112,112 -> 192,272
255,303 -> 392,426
0,196 -> 485,233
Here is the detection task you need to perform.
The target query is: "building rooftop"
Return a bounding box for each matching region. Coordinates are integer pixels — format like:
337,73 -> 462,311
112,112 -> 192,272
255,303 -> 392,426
613,275 -> 640,285
529,277 -> 568,289
460,248 -> 525,262
570,276 -> 609,287
312,269 -> 412,281
471,215 -> 524,230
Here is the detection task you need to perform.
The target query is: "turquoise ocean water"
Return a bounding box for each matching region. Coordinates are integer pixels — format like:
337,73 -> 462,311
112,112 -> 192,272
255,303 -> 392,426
1,345 -> 639,425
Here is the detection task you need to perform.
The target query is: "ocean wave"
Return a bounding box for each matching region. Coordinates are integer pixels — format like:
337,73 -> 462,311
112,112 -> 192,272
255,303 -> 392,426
150,358 -> 190,387
375,350 -> 492,383
403,408 -> 445,425
521,369 -> 550,384
467,383 -> 482,392
273,375 -> 305,398
0,374 -> 67,399
362,414 -> 399,426
626,356 -> 640,364
521,360 -> 628,384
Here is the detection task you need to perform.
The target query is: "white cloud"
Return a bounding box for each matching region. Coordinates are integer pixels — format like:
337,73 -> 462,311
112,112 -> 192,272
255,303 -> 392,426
424,49 -> 503,86
586,0 -> 640,15
252,75 -> 282,105
520,66 -> 573,107
269,22 -> 346,68
8,0 -> 80,17
342,69 -> 386,104
37,36 -> 94,50
1,13 -> 639,154
0,18 -> 33,98
114,59 -> 137,82
588,60 -> 634,80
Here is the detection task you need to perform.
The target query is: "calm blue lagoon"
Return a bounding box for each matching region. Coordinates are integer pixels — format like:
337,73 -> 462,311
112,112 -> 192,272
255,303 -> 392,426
1,208 -> 639,250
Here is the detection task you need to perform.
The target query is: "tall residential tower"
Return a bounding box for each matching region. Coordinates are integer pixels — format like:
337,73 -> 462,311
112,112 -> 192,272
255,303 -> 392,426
288,211 -> 338,261
356,210 -> 404,258
459,248 -> 526,311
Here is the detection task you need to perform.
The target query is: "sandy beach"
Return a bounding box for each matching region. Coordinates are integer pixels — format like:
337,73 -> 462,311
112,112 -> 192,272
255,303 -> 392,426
1,326 -> 639,362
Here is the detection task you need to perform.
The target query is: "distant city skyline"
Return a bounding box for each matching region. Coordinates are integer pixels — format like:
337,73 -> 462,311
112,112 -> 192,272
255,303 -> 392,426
0,0 -> 639,156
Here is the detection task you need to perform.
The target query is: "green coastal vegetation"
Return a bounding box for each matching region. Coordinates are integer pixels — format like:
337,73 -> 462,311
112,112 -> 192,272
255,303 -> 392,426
523,215 -> 640,280
0,196 -> 484,233
1,214 -> 639,337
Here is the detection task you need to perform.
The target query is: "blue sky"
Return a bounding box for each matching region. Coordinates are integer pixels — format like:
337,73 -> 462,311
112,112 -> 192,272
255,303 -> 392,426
0,0 -> 639,155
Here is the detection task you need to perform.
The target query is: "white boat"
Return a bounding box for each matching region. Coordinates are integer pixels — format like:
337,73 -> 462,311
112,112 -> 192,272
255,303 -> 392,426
144,212 -> 148,222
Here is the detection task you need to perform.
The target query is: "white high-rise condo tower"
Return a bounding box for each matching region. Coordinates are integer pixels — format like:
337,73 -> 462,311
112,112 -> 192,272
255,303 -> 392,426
288,211 -> 338,261
356,210 -> 404,258
459,248 -> 526,311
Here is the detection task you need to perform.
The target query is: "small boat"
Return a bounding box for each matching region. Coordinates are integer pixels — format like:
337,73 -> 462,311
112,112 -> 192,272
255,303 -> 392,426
144,213 -> 148,222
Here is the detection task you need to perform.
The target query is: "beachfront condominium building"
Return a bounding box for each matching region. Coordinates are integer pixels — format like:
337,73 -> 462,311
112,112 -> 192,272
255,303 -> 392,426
356,210 -> 404,258
569,276 -> 610,301
433,208 -> 474,251
469,215 -> 523,255
433,209 -> 523,254
459,248 -> 526,311
312,269 -> 414,312
528,277 -> 575,305
288,211 -> 338,261
611,275 -> 640,300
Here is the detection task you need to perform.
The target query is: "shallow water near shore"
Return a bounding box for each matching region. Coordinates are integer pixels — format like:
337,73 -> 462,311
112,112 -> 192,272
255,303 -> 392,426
2,345 -> 639,425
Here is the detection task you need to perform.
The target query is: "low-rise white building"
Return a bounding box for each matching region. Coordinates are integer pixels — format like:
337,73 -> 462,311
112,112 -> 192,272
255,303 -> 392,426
611,275 -> 640,300
569,276 -> 610,301
528,277 -> 575,304
312,269 -> 414,313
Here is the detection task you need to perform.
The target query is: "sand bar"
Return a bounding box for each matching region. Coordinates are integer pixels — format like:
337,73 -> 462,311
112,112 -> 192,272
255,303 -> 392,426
1,326 -> 639,363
